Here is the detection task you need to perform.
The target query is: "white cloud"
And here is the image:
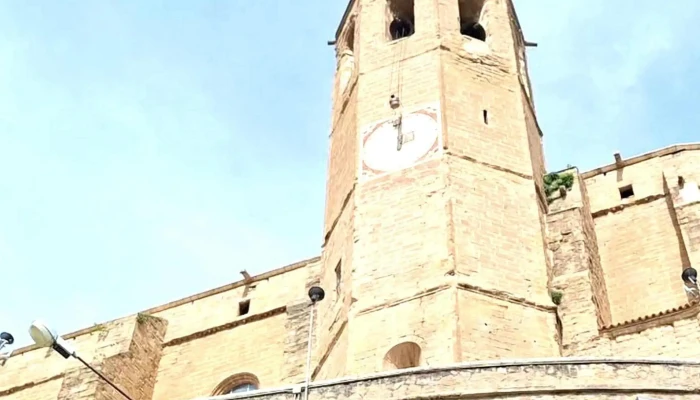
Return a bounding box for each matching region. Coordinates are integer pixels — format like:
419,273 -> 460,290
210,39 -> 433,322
517,0 -> 700,170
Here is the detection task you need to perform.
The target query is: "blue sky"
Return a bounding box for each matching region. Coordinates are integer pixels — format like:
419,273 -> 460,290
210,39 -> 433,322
1,0 -> 698,348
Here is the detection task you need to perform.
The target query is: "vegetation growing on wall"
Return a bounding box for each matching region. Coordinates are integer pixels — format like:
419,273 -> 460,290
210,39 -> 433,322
544,171 -> 575,203
550,290 -> 563,305
137,312 -> 156,324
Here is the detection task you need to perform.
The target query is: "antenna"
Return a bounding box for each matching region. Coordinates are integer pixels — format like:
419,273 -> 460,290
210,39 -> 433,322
303,286 -> 325,400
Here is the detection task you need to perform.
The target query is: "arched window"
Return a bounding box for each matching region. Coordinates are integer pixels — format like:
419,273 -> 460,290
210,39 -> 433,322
227,383 -> 258,394
387,0 -> 415,41
382,341 -> 422,370
344,19 -> 355,53
212,373 -> 260,396
458,0 -> 487,41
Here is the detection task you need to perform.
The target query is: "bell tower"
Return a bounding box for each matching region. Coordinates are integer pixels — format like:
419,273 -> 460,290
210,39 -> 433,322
314,0 -> 556,380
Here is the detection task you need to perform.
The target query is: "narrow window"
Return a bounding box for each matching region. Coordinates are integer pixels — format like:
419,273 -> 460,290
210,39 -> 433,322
335,260 -> 342,294
483,109 -> 488,125
387,0 -> 415,41
337,20 -> 356,96
458,0 -> 487,41
619,185 -> 634,200
345,20 -> 355,53
238,299 -> 251,316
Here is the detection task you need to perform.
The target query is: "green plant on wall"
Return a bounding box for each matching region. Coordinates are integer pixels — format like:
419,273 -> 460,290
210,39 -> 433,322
137,312 -> 155,324
543,171 -> 574,203
550,290 -> 563,305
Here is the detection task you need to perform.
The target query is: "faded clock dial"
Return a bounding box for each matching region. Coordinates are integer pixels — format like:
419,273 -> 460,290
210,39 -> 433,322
361,109 -> 440,178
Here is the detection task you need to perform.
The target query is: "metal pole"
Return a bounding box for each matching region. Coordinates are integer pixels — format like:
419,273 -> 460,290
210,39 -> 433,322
303,303 -> 316,400
0,339 -> 10,366
74,354 -> 135,400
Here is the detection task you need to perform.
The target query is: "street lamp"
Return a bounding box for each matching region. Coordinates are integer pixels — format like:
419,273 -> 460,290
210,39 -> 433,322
303,286 -> 325,400
0,332 -> 14,366
29,320 -> 135,400
682,267 -> 698,297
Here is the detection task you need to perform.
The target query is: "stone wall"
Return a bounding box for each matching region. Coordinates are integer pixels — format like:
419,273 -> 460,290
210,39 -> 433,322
193,358 -> 700,400
3,145 -> 700,400
582,146 -> 700,326
548,168 -> 612,354
1,258 -> 320,400
0,314 -> 166,400
547,145 -> 700,358
3,0 -> 700,397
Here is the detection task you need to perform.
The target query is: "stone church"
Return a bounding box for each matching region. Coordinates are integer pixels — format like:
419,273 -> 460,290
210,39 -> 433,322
2,0 -> 700,399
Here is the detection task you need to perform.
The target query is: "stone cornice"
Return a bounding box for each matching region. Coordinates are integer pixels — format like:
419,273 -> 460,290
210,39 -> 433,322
194,358 -> 700,400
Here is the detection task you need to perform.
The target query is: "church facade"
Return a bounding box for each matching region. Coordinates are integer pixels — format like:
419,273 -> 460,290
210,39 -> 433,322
3,0 -> 700,399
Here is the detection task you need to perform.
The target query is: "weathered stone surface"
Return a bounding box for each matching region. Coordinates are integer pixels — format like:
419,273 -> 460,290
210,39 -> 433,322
196,359 -> 700,400
3,1 -> 700,400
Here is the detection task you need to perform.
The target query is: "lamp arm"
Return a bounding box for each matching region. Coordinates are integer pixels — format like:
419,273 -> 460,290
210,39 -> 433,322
73,355 -> 135,400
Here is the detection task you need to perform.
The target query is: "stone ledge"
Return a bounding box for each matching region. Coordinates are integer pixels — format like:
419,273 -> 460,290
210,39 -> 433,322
163,306 -> 287,347
195,358 -> 700,400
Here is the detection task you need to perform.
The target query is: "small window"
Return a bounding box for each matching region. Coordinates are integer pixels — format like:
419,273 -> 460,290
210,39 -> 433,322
387,0 -> 415,41
383,341 -> 421,370
335,260 -> 342,293
459,0 -> 487,41
238,299 -> 250,316
619,185 -> 635,200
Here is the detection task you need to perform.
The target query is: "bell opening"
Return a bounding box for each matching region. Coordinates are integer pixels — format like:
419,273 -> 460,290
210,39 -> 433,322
387,0 -> 415,41
461,22 -> 486,42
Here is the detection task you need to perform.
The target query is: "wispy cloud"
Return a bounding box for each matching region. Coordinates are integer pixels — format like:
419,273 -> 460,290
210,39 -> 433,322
519,0 -> 700,170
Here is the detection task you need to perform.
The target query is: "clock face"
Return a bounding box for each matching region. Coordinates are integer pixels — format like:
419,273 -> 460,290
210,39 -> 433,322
360,106 -> 441,180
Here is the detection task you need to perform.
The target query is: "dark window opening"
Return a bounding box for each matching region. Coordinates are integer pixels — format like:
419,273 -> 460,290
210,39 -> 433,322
238,299 -> 251,316
483,109 -> 488,125
387,0 -> 415,41
383,342 -> 422,370
458,0 -> 487,41
345,20 -> 356,52
335,260 -> 342,293
619,185 -> 634,200
461,22 -> 486,41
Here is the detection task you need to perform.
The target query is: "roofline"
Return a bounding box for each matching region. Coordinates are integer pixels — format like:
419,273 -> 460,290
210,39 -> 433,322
335,0 -> 356,40
580,143 -> 700,179
9,255 -> 321,357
